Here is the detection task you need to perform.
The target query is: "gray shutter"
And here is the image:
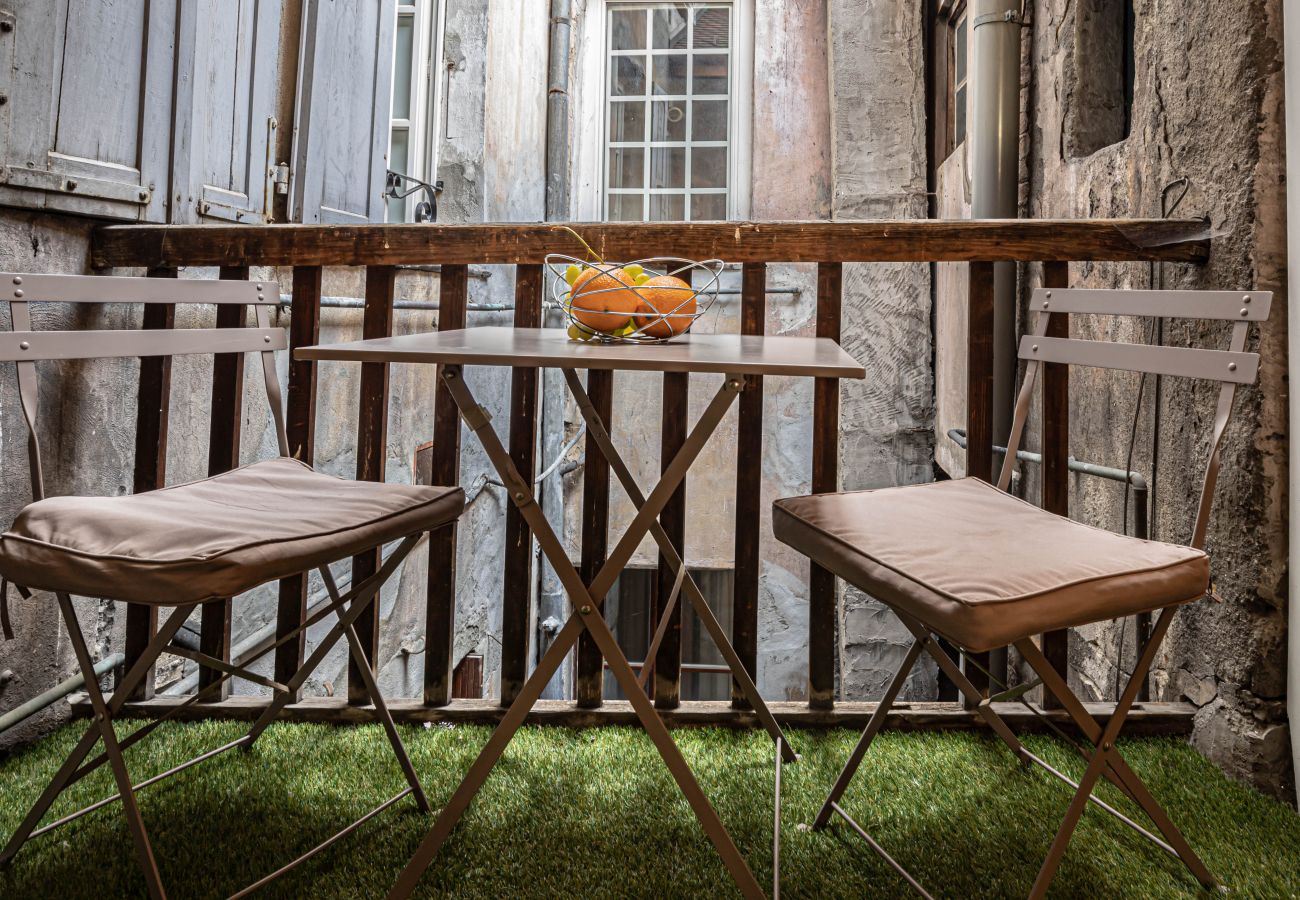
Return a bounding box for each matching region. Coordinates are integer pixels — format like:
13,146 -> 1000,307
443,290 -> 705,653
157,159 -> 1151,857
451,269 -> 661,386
291,0 -> 397,224
0,0 -> 175,221
172,0 -> 284,224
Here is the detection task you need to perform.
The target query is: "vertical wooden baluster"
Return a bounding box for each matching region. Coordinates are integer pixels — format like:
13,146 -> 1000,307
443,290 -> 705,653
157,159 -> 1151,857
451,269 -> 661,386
809,262 -> 842,710
654,370 -> 688,709
198,265 -> 248,701
1040,260 -> 1070,708
732,262 -> 765,708
275,266 -> 321,693
348,265 -> 396,705
576,368 -> 613,708
963,260 -> 997,704
424,264 -> 467,706
501,264 -> 543,706
125,266 -> 176,701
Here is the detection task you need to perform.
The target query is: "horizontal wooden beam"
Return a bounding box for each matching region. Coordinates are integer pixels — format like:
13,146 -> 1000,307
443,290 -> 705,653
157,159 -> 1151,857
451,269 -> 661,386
92,219 -> 1211,268
69,694 -> 1195,737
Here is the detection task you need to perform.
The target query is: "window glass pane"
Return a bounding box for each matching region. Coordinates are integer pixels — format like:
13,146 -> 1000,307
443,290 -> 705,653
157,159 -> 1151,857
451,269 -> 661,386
652,6 -> 689,48
691,146 -> 726,188
392,14 -> 415,119
955,15 -> 967,84
955,85 -> 967,145
692,54 -> 728,95
652,54 -> 688,96
608,193 -> 644,221
613,55 -> 647,96
692,7 -> 729,48
650,147 -> 686,188
690,193 -> 727,221
650,194 -> 685,221
650,100 -> 686,142
611,8 -> 647,50
608,148 -> 644,188
387,129 -> 409,222
692,99 -> 727,141
609,101 -> 646,142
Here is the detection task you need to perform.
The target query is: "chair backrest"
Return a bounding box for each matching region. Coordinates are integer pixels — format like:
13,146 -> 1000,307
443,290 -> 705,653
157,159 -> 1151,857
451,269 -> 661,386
3,273 -> 289,501
998,287 -> 1273,550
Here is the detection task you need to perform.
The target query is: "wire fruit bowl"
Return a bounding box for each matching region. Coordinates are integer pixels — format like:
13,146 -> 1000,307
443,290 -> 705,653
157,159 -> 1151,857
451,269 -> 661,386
545,254 -> 723,344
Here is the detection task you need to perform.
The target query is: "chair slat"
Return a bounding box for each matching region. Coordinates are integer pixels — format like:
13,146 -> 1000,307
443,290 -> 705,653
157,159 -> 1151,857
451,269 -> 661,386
1020,335 -> 1258,384
1033,287 -> 1271,321
3,272 -> 279,304
0,328 -> 287,362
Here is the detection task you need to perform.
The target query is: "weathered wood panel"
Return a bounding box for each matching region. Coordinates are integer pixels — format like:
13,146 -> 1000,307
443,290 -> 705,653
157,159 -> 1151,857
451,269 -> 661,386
501,264 -> 543,705
963,261 -> 996,705
731,262 -> 765,708
348,265 -> 395,705
424,265 -> 467,706
94,219 -> 1213,268
809,262 -> 842,710
576,370 -> 613,708
1040,261 -> 1071,709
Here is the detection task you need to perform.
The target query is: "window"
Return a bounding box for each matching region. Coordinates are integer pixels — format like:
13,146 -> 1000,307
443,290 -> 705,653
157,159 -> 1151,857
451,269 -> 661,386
604,3 -> 738,222
603,567 -> 735,701
952,6 -> 968,148
387,0 -> 445,222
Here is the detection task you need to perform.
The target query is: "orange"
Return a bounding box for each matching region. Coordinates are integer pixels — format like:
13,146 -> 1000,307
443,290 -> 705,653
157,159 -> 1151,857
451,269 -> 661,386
633,275 -> 696,338
570,266 -> 639,333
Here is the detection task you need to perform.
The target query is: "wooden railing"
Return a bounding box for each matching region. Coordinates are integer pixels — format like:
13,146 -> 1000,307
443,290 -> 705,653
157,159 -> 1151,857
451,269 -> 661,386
91,219 -> 1211,727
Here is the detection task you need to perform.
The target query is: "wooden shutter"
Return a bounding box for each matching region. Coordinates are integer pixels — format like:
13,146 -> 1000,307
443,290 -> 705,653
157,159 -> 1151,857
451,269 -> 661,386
172,0 -> 284,224
0,0 -> 175,221
290,0 -> 397,224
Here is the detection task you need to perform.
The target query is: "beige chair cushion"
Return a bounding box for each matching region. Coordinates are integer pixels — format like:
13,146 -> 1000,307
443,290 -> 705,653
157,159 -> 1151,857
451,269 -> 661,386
773,477 -> 1209,652
0,457 -> 464,605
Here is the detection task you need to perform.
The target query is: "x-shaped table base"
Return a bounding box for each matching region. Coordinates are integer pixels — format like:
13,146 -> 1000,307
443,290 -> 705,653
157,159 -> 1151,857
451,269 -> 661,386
387,365 -> 790,900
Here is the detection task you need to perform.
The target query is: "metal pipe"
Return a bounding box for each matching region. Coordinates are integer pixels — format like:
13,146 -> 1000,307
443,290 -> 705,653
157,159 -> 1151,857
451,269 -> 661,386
1285,0 -> 1300,808
546,0 -> 573,221
0,652 -> 123,735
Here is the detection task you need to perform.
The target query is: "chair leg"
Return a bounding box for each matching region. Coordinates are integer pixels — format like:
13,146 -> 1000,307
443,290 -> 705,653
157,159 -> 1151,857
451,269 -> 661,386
812,638 -> 924,829
56,594 -> 167,900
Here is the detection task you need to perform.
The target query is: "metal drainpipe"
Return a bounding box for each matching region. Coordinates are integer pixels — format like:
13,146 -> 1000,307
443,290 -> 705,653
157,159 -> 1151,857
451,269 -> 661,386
970,0 -> 1023,684
538,0 -> 573,700
1281,0 -> 1300,807
0,653 -> 124,736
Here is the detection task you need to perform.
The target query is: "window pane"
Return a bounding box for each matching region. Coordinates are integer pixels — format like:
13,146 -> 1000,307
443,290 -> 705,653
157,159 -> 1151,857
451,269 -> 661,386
955,15 -> 968,84
609,101 -> 646,142
955,84 -> 967,145
608,148 -> 644,188
652,6 -> 689,48
652,54 -> 688,96
650,100 -> 686,141
392,14 -> 415,119
387,129 -> 409,222
613,55 -> 647,96
692,99 -> 727,141
691,146 -> 726,188
611,8 -> 647,50
690,193 -> 727,221
650,147 -> 686,188
650,194 -> 685,221
608,193 -> 644,221
692,7 -> 729,48
692,54 -> 728,95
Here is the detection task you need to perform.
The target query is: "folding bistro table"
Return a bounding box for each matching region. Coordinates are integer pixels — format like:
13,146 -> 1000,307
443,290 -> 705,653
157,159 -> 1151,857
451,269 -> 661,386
296,326 -> 865,898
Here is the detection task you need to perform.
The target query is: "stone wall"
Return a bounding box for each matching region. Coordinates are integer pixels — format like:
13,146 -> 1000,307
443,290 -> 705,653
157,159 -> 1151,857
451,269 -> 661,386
1022,0 -> 1291,800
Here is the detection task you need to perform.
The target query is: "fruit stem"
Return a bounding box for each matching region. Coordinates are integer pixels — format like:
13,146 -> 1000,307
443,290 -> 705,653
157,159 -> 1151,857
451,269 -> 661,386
554,225 -> 606,265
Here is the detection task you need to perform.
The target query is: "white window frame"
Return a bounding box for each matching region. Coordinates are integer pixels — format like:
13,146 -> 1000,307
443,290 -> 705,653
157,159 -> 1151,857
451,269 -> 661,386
388,0 -> 447,222
573,0 -> 753,222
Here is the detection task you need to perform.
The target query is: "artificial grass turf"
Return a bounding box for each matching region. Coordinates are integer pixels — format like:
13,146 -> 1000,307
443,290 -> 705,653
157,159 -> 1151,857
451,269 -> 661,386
0,721 -> 1296,898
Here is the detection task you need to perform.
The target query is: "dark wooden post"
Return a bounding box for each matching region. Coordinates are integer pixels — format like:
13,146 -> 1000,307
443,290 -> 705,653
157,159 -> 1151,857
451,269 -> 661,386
654,370 -> 688,709
348,265 -> 396,705
275,265 -> 321,692
125,266 -> 176,700
963,260 -> 997,703
731,262 -> 765,708
198,265 -> 249,701
576,369 -> 613,708
808,262 -> 842,710
501,264 -> 543,705
1040,260 -> 1071,708
424,264 -> 468,706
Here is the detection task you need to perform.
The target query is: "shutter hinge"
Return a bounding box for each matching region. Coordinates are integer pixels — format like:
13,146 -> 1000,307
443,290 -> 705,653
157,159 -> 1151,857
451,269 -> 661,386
272,163 -> 290,195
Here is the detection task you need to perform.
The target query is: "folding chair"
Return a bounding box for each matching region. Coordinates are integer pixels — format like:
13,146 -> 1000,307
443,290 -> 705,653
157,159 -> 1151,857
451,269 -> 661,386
0,273 -> 464,899
772,287 -> 1271,898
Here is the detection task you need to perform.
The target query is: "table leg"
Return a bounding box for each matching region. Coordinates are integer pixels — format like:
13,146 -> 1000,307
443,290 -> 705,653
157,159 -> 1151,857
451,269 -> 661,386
388,369 -> 764,899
